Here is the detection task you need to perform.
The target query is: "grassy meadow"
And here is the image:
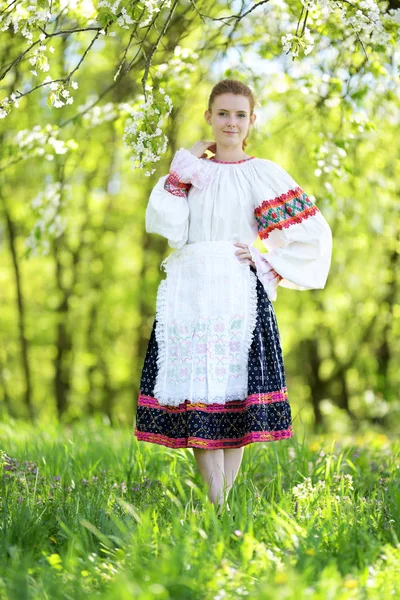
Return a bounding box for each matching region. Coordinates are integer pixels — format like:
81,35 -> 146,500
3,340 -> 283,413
0,418 -> 399,599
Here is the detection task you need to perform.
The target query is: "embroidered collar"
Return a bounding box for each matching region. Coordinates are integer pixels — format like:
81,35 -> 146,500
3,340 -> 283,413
209,156 -> 256,164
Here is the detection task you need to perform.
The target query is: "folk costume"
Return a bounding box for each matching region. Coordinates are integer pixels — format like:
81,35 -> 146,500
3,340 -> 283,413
134,149 -> 332,449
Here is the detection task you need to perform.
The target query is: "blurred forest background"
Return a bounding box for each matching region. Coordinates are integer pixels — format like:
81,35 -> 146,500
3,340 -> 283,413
0,0 -> 399,434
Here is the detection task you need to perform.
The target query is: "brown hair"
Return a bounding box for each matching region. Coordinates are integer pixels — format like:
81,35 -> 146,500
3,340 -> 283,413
207,79 -> 256,149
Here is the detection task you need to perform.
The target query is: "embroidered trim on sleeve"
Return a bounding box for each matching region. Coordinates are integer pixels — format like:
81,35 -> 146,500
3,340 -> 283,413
164,171 -> 192,197
255,186 -> 319,239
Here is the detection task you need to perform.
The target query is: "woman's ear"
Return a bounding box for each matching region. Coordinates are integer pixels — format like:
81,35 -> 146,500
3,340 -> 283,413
204,109 -> 211,126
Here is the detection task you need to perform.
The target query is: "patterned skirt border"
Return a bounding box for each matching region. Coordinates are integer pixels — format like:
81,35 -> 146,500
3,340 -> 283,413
134,387 -> 294,449
133,426 -> 294,450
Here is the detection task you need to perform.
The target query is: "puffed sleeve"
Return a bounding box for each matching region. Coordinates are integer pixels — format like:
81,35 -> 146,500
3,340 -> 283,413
249,159 -> 332,301
145,148 -> 211,249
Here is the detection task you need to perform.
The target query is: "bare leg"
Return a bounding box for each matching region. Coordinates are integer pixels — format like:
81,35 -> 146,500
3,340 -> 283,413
192,448 -> 227,513
224,446 -> 245,497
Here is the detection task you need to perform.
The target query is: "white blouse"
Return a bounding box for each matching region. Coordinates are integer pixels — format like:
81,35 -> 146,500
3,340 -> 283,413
145,148 -> 332,301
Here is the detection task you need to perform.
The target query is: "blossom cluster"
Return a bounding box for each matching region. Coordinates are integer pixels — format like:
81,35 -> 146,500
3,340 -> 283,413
44,78 -> 79,108
282,27 -> 315,58
122,87 -> 173,176
2,124 -> 77,167
97,0 -> 134,29
120,45 -> 199,174
78,98 -> 136,126
154,45 -> 198,91
97,0 -> 169,30
313,136 -> 348,179
0,72 -> 79,120
0,0 -> 52,44
28,33 -> 54,76
281,0 -> 398,60
24,182 -> 70,258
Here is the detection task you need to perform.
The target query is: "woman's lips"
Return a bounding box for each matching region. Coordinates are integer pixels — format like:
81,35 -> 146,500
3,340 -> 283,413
223,131 -> 237,135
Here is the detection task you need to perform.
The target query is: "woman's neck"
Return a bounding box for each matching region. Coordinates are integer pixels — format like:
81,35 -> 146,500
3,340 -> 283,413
212,150 -> 250,162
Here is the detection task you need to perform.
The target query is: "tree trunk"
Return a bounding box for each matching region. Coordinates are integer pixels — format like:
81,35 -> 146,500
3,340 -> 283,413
0,191 -> 34,419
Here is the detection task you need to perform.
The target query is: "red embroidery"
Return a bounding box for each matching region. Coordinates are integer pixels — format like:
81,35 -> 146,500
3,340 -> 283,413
164,170 -> 192,197
271,267 -> 283,281
255,186 -> 320,240
259,205 -> 319,240
210,156 -> 256,164
254,186 -> 305,216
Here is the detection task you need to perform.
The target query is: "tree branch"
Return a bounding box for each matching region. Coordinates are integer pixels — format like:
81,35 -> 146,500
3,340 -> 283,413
141,0 -> 179,98
0,26 -> 103,82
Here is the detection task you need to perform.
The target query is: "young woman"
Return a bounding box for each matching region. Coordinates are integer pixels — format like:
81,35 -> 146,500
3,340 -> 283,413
134,79 -> 332,518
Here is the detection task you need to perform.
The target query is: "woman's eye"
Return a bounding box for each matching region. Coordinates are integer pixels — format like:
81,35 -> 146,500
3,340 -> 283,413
218,113 -> 246,117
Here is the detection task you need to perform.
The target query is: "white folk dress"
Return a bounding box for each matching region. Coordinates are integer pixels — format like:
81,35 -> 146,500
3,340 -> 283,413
134,148 -> 332,449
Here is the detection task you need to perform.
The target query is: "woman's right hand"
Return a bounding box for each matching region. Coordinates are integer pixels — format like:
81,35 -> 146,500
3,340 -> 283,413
189,140 -> 216,159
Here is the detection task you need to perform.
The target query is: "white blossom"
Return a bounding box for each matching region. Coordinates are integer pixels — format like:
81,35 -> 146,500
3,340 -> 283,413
122,89 -> 173,175
25,182 -> 70,258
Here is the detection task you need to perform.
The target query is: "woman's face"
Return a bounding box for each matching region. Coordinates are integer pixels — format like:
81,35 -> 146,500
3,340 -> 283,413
204,93 -> 256,150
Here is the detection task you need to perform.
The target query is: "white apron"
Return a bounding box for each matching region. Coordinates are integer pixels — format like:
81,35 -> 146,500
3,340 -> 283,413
153,241 -> 258,406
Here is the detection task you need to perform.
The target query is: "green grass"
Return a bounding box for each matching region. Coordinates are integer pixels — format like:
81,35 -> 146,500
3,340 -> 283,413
0,417 -> 399,599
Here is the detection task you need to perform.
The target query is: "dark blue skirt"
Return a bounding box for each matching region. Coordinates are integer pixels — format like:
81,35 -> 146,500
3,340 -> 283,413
134,266 -> 293,449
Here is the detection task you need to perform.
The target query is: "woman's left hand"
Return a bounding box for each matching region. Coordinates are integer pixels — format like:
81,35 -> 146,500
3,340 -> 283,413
234,242 -> 256,269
